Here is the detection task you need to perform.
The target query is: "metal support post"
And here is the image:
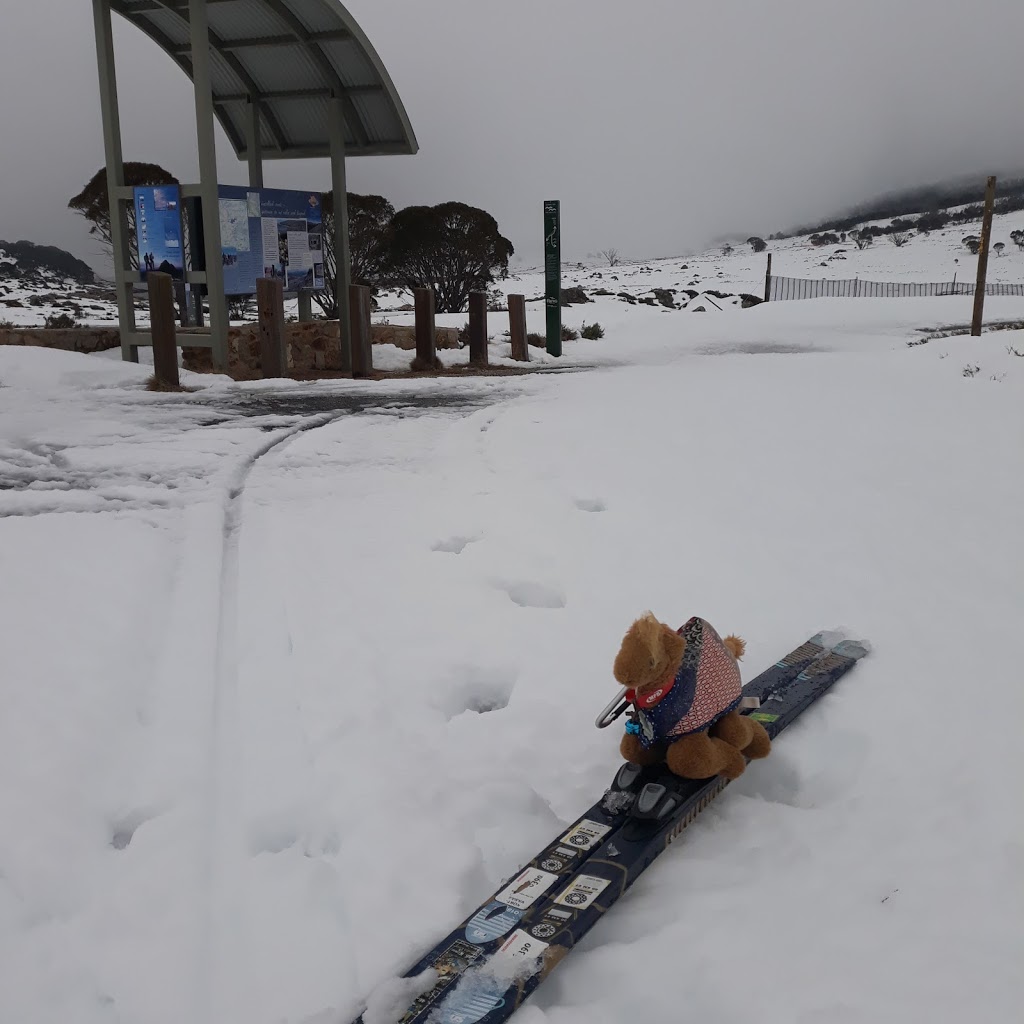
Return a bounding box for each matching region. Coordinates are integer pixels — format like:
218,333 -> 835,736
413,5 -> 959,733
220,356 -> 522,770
190,0 -> 229,373
91,0 -> 138,362
329,96 -> 352,371
247,98 -> 264,188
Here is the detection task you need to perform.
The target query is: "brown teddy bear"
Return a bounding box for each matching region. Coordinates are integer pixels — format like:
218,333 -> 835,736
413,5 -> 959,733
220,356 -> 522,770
612,613 -> 771,780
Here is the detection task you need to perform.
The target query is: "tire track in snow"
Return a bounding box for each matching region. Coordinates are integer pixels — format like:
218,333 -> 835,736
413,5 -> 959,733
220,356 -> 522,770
195,412 -> 338,1024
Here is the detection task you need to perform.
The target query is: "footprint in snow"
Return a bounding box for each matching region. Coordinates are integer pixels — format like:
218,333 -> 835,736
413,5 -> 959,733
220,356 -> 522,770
431,664 -> 518,720
499,581 -> 566,609
110,806 -> 159,850
432,535 -> 480,555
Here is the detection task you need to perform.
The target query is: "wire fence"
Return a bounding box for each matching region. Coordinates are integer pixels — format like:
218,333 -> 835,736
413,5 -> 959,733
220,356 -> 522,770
768,275 -> 1024,301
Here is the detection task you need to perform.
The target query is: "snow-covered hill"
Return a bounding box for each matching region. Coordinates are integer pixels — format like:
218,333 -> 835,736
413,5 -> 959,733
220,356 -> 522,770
0,241 -> 120,327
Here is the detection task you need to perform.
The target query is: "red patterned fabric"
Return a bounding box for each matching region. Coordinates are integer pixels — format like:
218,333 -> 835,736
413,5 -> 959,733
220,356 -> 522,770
668,619 -> 742,736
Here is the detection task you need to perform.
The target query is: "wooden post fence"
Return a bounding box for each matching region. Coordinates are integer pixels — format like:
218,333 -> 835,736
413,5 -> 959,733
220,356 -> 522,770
764,253 -> 772,302
508,293 -> 528,361
256,276 -> 286,378
971,175 -> 997,337
146,271 -> 180,389
469,290 -> 488,367
414,286 -> 438,371
349,283 -> 372,377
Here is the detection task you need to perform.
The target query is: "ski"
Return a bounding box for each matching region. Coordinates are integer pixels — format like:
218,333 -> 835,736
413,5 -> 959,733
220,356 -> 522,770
353,631 -> 868,1024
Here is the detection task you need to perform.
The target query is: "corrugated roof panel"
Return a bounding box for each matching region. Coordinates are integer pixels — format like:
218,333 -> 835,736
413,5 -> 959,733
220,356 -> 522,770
284,0 -> 340,34
265,95 -> 326,146
349,90 -> 403,145
319,39 -> 377,89
208,0 -> 283,41
235,46 -> 323,93
208,49 -> 245,97
108,0 -> 417,158
138,8 -> 191,47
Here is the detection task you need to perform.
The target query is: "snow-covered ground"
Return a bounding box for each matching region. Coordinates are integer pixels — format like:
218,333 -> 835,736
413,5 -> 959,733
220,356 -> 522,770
2,271 -> 1023,1024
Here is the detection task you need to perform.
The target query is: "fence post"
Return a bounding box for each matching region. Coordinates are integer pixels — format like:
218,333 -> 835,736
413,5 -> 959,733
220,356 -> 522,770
763,253 -> 772,302
413,286 -> 438,371
508,294 -> 529,361
146,271 -> 180,388
297,290 -> 313,323
350,283 -> 373,377
469,290 -> 488,367
971,175 -> 997,337
256,277 -> 287,378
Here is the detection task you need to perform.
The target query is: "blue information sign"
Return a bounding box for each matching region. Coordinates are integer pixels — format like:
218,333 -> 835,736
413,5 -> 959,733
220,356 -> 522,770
133,185 -> 184,280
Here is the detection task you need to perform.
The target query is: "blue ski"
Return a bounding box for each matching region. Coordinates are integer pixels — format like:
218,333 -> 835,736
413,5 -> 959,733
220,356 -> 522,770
354,632 -> 869,1024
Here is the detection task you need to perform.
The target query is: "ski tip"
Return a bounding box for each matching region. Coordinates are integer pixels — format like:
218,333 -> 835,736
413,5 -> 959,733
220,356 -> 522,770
833,638 -> 871,660
809,627 -> 870,656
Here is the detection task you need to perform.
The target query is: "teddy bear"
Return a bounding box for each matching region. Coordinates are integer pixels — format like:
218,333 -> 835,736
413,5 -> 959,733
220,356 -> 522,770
611,612 -> 771,780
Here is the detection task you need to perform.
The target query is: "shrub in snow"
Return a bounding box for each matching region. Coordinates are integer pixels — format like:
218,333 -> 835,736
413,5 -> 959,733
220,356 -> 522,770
747,236 -> 767,253
43,312 -> 77,329
963,236 -> 981,255
890,232 -> 911,248
580,322 -> 604,339
561,324 -> 579,341
993,242 -> 1005,256
561,286 -> 590,305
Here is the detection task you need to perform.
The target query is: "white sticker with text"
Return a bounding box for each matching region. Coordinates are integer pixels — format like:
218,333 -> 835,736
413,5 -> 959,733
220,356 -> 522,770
554,874 -> 612,910
497,928 -> 550,964
559,819 -> 612,852
495,867 -> 560,910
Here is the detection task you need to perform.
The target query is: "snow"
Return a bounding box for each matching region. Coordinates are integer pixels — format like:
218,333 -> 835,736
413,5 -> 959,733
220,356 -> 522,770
2,250 -> 1023,1024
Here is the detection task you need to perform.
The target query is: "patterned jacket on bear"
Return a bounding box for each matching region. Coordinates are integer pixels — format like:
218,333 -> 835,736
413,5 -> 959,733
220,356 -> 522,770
625,617 -> 742,748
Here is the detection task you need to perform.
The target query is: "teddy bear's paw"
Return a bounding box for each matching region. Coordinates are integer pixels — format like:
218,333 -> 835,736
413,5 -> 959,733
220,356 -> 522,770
710,710 -> 755,750
666,733 -> 746,780
620,733 -> 666,767
742,718 -> 772,759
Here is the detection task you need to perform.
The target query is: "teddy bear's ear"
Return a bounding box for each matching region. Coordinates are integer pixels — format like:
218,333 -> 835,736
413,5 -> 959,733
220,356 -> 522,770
636,613 -> 664,668
612,612 -> 661,684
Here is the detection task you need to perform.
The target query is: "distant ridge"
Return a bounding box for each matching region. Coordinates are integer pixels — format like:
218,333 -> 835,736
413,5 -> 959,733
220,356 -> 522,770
0,240 -> 96,286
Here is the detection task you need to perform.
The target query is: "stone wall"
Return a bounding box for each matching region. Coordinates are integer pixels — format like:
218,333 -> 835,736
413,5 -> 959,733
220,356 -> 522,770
0,326 -> 121,353
184,321 -> 461,378
2,320 -> 461,380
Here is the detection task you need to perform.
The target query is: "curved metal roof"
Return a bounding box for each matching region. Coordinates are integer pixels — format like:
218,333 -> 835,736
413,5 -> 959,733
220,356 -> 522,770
110,0 -> 418,159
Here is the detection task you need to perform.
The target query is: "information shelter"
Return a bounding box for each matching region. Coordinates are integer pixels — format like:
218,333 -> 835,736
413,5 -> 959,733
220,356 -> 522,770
91,0 -> 418,372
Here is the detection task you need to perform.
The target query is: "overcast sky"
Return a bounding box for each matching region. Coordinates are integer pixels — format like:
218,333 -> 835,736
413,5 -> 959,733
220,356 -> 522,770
2,0 -> 1023,276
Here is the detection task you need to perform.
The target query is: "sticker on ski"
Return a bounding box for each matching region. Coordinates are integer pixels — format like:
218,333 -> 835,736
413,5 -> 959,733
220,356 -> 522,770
465,902 -> 524,945
558,819 -> 611,852
553,874 -> 612,910
494,868 -> 560,910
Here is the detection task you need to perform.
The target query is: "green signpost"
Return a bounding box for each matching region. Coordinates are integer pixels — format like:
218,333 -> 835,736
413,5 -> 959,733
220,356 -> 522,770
544,199 -> 561,356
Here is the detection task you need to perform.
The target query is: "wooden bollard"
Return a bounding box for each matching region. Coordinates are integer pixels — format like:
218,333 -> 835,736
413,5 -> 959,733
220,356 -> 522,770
413,286 -> 438,371
469,291 -> 488,367
146,271 -> 180,388
350,283 -> 373,377
256,277 -> 286,378
508,293 -> 529,361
